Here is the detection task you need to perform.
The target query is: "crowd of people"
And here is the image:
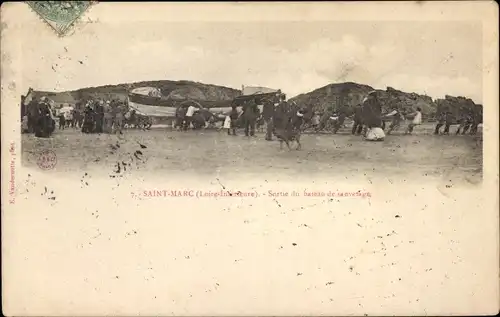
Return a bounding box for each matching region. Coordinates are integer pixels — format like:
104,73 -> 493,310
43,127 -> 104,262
220,93 -> 307,142
219,90 -> 481,144
23,90 -> 481,144
79,99 -> 127,134
170,93 -> 304,146
22,96 -> 155,137
433,108 -> 481,135
289,93 -> 481,141
218,91 -> 401,142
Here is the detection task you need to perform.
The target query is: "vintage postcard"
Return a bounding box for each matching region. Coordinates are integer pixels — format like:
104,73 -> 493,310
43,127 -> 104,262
1,1 -> 499,316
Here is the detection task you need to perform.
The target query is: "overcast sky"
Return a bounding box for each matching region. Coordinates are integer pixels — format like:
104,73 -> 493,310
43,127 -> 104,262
17,9 -> 483,102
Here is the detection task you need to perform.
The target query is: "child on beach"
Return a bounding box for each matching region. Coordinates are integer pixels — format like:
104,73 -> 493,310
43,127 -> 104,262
224,114 -> 232,135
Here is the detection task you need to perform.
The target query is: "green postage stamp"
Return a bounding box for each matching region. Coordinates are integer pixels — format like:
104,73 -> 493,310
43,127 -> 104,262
26,1 -> 96,36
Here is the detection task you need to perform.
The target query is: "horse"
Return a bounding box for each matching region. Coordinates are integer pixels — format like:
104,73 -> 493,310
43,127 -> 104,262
273,106 -> 304,151
274,114 -> 302,151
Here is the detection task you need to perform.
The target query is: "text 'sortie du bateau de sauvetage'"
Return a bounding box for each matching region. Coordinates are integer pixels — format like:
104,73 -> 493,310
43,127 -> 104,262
141,189 -> 372,198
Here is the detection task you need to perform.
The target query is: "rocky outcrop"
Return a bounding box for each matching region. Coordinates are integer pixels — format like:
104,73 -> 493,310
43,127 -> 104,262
435,95 -> 478,116
376,87 -> 436,115
289,82 -> 374,112
289,83 -> 438,116
262,83 -> 478,120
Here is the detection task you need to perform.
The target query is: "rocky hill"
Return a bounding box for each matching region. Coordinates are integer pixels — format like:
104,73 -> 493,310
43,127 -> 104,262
289,82 -> 374,111
376,87 -> 436,115
33,80 -> 242,105
435,95 -> 482,119
289,82 -> 438,116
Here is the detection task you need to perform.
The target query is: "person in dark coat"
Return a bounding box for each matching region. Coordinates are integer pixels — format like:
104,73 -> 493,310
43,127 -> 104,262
27,97 -> 40,134
362,92 -> 383,129
273,94 -> 290,132
434,111 -> 446,135
74,108 -> 84,128
82,104 -> 95,134
229,104 -> 239,135
333,105 -> 349,134
70,104 -> 78,128
456,109 -> 473,135
58,109 -> 66,130
35,98 -> 53,138
351,104 -> 364,135
103,101 -> 113,133
262,99 -> 275,141
243,98 -> 260,137
174,106 -> 185,130
274,105 -> 303,151
94,101 -> 104,133
114,102 -> 125,134
469,106 -> 482,135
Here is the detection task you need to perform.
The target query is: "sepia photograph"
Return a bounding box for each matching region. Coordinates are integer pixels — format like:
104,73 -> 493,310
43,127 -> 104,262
2,2 -> 498,316
18,16 -> 484,182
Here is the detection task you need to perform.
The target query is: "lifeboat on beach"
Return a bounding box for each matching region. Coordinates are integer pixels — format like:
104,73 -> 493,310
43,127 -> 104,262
127,87 -> 177,118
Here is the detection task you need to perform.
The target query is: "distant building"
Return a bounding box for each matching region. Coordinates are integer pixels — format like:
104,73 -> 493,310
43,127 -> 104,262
241,85 -> 280,96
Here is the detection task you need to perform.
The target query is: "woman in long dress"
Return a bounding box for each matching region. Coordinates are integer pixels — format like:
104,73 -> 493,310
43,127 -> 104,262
82,105 -> 95,134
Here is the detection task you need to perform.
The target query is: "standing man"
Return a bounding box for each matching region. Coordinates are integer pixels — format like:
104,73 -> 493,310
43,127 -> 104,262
35,97 -> 53,138
351,103 -> 364,135
434,111 -> 446,135
273,94 -> 289,132
184,104 -> 196,131
175,106 -> 186,130
70,105 -> 78,128
469,106 -> 482,135
27,96 -> 40,134
74,107 -> 83,128
82,103 -> 94,134
229,103 -> 239,136
456,109 -> 472,135
243,98 -> 259,137
262,98 -> 275,141
58,106 -> 66,130
94,100 -> 104,133
361,91 -> 383,136
113,101 -> 124,134
64,105 -> 74,128
103,100 -> 113,133
333,105 -> 348,134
